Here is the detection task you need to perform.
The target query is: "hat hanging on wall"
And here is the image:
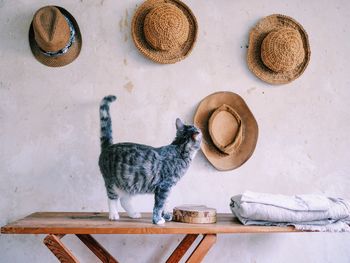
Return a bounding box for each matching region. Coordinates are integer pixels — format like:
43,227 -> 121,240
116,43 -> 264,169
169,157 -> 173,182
194,92 -> 258,171
29,6 -> 82,67
247,14 -> 311,84
131,0 -> 198,64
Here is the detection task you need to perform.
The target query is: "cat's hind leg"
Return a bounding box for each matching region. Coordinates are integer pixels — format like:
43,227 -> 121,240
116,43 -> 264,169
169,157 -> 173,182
108,198 -> 119,220
120,196 -> 142,219
106,185 -> 120,220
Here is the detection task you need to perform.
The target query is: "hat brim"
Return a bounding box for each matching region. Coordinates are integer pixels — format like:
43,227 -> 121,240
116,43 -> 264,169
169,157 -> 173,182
29,6 -> 82,67
131,0 -> 198,64
194,92 -> 259,171
247,14 -> 311,84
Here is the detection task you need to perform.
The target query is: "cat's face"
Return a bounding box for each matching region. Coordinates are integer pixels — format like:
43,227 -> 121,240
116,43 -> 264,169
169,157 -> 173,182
175,118 -> 202,150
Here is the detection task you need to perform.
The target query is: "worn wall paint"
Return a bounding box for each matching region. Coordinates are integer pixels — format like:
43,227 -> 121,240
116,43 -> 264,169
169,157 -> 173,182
1,0 -> 350,262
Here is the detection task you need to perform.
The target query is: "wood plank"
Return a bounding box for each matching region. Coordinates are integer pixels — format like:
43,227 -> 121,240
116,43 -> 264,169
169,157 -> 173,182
166,234 -> 198,263
186,234 -> 217,263
1,212 -> 298,235
44,234 -> 79,263
76,234 -> 119,263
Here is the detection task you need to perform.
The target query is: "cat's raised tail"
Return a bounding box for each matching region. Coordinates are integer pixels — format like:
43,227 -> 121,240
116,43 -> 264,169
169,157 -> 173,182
100,95 -> 117,150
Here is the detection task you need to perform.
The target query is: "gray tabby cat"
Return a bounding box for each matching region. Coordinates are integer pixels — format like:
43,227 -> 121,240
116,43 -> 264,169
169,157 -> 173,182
98,95 -> 202,224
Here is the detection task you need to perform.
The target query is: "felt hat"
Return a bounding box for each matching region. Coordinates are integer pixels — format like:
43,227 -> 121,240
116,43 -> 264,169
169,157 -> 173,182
29,6 -> 82,67
247,14 -> 310,84
131,0 -> 198,64
194,92 -> 258,171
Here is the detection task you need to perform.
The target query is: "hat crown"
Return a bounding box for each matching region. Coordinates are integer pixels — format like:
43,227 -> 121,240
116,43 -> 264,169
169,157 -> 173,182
209,104 -> 243,154
33,6 -> 70,52
261,28 -> 305,73
143,3 -> 189,51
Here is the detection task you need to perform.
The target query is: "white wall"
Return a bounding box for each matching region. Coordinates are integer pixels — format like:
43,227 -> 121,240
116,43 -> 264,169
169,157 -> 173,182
1,0 -> 350,262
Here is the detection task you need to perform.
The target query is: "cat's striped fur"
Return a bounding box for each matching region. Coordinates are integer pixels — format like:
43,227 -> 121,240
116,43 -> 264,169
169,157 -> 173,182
98,95 -> 202,224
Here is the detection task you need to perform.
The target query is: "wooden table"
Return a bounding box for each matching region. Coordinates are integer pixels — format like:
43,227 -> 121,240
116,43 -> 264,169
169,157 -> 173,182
1,212 -> 298,263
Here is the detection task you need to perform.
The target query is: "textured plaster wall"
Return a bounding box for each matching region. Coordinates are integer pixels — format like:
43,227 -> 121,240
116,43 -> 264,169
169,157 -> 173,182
1,0 -> 350,262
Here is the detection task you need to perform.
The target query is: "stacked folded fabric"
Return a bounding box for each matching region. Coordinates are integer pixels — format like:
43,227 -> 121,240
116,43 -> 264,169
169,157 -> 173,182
230,191 -> 350,232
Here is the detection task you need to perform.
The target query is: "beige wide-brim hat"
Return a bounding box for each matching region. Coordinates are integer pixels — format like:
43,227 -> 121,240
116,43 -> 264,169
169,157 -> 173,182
131,0 -> 198,64
247,14 -> 310,84
194,92 -> 258,171
29,6 -> 82,67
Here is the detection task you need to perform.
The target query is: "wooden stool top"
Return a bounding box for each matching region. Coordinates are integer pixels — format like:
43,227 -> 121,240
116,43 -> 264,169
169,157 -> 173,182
1,212 -> 298,235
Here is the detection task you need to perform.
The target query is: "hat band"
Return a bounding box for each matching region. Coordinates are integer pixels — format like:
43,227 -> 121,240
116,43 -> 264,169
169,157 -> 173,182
39,15 -> 76,57
209,104 -> 244,154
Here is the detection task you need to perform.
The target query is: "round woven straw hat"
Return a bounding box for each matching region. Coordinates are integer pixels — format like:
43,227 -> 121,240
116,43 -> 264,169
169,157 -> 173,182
29,6 -> 82,67
247,14 -> 310,84
131,0 -> 198,64
194,92 -> 258,171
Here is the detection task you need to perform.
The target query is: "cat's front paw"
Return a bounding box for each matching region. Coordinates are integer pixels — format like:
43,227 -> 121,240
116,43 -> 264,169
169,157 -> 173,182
162,212 -> 173,222
153,216 -> 165,225
109,212 -> 120,221
155,217 -> 165,225
128,212 -> 142,219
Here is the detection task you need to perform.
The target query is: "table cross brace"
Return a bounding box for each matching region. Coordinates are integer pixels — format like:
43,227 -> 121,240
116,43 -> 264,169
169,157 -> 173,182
43,233 -> 216,263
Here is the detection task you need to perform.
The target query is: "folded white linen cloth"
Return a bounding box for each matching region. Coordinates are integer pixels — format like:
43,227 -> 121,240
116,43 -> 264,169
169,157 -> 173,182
230,191 -> 350,232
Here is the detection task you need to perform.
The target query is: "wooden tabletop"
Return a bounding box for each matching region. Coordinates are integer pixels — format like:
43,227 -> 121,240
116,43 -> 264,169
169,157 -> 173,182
1,212 -> 298,235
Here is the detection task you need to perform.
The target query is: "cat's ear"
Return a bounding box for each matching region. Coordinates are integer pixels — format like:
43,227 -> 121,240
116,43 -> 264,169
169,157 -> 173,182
176,118 -> 184,130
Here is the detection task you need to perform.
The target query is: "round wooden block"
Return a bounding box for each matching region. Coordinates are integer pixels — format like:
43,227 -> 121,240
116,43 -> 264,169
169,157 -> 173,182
173,205 -> 217,224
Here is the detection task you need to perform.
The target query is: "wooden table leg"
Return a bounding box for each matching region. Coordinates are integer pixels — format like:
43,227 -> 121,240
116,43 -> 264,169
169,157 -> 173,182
186,234 -> 217,263
44,234 -> 79,263
43,233 -> 215,263
166,234 -> 199,263
76,234 -> 119,263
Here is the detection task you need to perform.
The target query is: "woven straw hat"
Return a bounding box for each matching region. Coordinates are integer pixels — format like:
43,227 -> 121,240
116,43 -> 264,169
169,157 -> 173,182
131,0 -> 198,64
247,14 -> 310,84
29,6 -> 82,67
194,92 -> 258,171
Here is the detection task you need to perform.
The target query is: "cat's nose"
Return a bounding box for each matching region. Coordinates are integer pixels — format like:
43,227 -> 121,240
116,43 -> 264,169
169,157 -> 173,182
197,132 -> 203,141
